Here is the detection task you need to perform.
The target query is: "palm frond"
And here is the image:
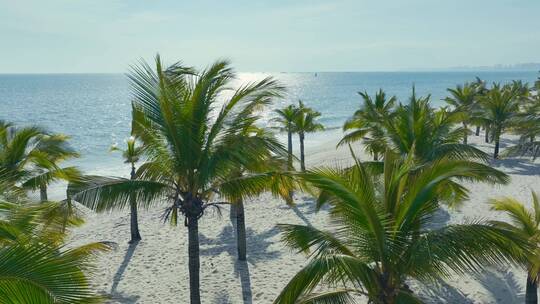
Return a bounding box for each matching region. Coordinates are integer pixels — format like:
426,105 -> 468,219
0,243 -> 106,304
70,176 -> 170,212
297,290 -> 358,304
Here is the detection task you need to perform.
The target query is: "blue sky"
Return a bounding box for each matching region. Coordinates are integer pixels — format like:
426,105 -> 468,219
1,0 -> 539,73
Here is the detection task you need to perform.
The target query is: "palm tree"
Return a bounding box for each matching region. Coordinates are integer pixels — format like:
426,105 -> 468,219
0,172 -> 109,303
293,101 -> 324,171
505,97 -> 540,159
509,80 -> 531,101
339,89 -> 396,160
273,104 -> 300,170
275,151 -> 527,304
503,81 -> 540,159
224,122 -> 291,261
491,193 -> 540,304
384,88 -> 488,164
72,56 -> 286,304
471,77 -> 489,137
110,136 -> 144,243
478,84 -> 520,158
445,83 -> 478,144
227,160 -> 292,261
0,121 -> 80,201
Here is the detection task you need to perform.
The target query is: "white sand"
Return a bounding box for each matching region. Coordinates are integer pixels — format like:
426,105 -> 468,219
68,130 -> 540,303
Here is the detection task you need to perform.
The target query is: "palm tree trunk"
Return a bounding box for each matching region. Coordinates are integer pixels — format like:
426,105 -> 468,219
463,122 -> 468,144
287,129 -> 294,200
287,129 -> 293,169
475,125 -> 480,136
299,132 -> 305,171
129,195 -> 142,243
485,127 -> 490,143
129,165 -> 141,243
373,152 -> 378,161
235,198 -> 247,261
40,183 -> 48,202
62,190 -> 71,234
526,273 -> 538,304
531,136 -> 535,143
230,203 -> 237,220
187,215 -> 201,304
494,133 -> 500,159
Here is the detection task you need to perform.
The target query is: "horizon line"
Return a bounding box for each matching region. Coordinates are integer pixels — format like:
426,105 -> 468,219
1,69 -> 539,75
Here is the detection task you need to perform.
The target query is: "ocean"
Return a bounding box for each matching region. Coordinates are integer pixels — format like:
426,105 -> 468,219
1,71 -> 538,197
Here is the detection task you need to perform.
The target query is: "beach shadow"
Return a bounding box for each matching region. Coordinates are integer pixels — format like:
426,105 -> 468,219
287,195 -> 329,227
110,242 -> 139,297
108,292 -> 141,304
419,279 -> 472,303
291,204 -> 312,227
212,289 -> 232,304
425,208 -> 451,230
199,225 -> 281,263
474,268 -> 523,303
499,136 -> 520,147
200,224 -> 272,304
235,260 -> 253,304
490,157 -> 540,176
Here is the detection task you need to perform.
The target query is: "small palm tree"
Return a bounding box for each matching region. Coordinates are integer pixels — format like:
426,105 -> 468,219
273,104 -> 300,170
0,121 -> 80,201
509,80 -> 531,101
445,83 -> 478,144
505,103 -> 540,160
339,89 -> 396,160
275,151 -> 526,304
471,77 -> 490,137
491,193 -> 540,304
72,56 -> 286,304
293,101 -> 324,171
110,136 -> 144,243
478,84 -> 520,158
384,88 -> 487,164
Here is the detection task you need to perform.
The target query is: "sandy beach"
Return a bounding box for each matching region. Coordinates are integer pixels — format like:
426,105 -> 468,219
67,130 -> 540,304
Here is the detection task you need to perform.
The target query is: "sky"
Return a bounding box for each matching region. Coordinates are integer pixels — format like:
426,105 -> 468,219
0,0 -> 539,73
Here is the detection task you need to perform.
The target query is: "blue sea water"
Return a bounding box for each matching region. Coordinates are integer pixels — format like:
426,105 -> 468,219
0,71 -> 538,180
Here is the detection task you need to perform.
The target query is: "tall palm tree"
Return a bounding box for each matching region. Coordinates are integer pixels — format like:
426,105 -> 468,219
445,83 -> 478,144
505,95 -> 540,159
110,136 -> 144,243
275,151 -> 526,304
227,160 -> 292,261
273,104 -> 300,170
293,101 -> 324,171
491,193 -> 540,304
0,121 -> 80,201
339,89 -> 396,160
384,88 -> 487,164
478,84 -> 520,158
0,172 -> 109,304
471,77 -> 490,137
72,56 -> 286,304
224,122 -> 291,261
